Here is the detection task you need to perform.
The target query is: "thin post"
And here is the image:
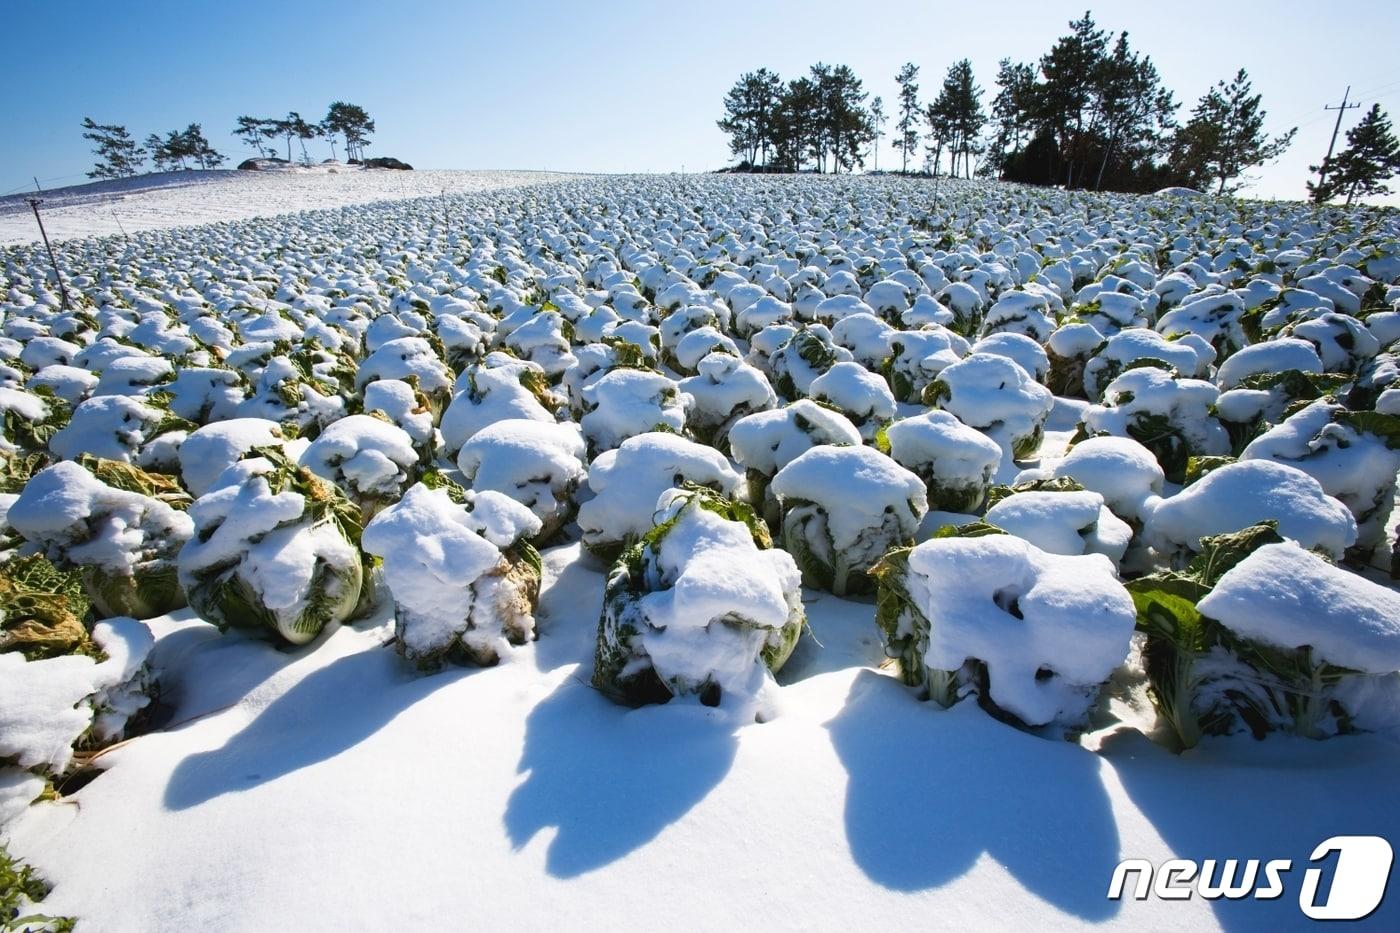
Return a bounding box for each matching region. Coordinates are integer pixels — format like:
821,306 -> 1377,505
28,198 -> 72,311
1317,86 -> 1360,193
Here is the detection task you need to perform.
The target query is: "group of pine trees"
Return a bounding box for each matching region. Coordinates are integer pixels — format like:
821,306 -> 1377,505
81,102 -> 375,180
718,11 -> 1400,203
232,103 -> 375,163
716,65 -> 876,173
144,125 -> 226,172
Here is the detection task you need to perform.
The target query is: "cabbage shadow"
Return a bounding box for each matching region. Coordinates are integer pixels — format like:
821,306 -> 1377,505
1101,729 -> 1400,931
504,678 -> 738,878
826,670 -> 1121,921
163,647 -> 445,810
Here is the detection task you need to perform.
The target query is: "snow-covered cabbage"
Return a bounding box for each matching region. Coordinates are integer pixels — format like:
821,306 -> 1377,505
880,410 -> 1002,513
925,353 -> 1053,459
771,444 -> 927,596
577,432 -> 741,562
0,387 -> 70,456
677,352 -> 775,448
1014,435 -> 1164,529
502,311 -> 578,377
970,332 -> 1049,382
1212,370 -> 1352,451
1156,291 -> 1247,357
1129,525 -> 1400,748
1215,338 -> 1323,389
882,328 -> 965,403
1044,322 -> 1104,398
594,486 -> 803,716
299,414 -> 421,519
363,479 -> 541,668
178,418 -> 288,497
0,554 -> 93,662
982,289 -> 1056,342
441,356 -> 559,456
49,393 -> 190,468
1080,327 -> 1205,401
9,459 -> 191,619
163,366 -> 247,424
769,326 -> 853,400
808,361 -> 896,443
984,481 -> 1132,565
456,419 -> 587,542
1241,401 -> 1400,562
1142,459 -> 1357,561
1282,312 -> 1379,373
362,377 -> 440,456
1074,366 -> 1227,483
872,527 -> 1135,729
355,336 -> 454,411
579,368 -> 689,455
178,448 -> 366,645
236,352 -> 346,437
0,615 -> 156,774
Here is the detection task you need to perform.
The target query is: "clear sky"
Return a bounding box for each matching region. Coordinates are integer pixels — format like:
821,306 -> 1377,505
4,0 -> 1399,202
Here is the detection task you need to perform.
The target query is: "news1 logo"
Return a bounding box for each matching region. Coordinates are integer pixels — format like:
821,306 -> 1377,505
1107,836 -> 1394,921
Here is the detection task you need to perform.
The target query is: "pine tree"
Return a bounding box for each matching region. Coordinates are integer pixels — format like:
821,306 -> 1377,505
325,102 -> 375,162
943,60 -> 985,178
293,115 -> 322,164
233,116 -> 270,157
985,59 -> 1035,177
718,73 -> 761,167
718,70 -> 783,169
895,63 -> 920,173
1090,32 -> 1175,190
774,76 -> 820,172
180,124 -> 225,169
818,64 -> 873,174
1309,104 -> 1400,205
1039,11 -> 1109,187
145,133 -> 178,172
869,96 -> 885,171
1172,69 -> 1295,195
924,98 -> 951,176
81,118 -> 145,179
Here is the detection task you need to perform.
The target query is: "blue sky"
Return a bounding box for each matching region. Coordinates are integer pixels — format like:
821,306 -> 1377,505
4,0 -> 1400,201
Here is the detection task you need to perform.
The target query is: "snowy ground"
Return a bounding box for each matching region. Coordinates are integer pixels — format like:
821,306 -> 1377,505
3,172 -> 1399,932
9,541 -> 1399,931
0,168 -> 576,245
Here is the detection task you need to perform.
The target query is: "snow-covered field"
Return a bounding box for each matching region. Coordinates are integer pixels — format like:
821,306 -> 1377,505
0,167 -> 576,245
2,172 -> 1399,931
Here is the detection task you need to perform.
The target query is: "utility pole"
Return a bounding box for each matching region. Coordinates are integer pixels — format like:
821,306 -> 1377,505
1316,86 -> 1361,193
27,198 -> 72,311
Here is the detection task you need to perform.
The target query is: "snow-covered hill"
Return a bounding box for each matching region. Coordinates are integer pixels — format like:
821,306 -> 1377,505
0,168 -> 576,245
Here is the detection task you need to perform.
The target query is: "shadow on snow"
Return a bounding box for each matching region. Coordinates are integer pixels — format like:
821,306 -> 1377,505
163,647 -> 447,810
504,678 -> 738,878
825,670 -> 1122,921
1100,728 -> 1400,932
